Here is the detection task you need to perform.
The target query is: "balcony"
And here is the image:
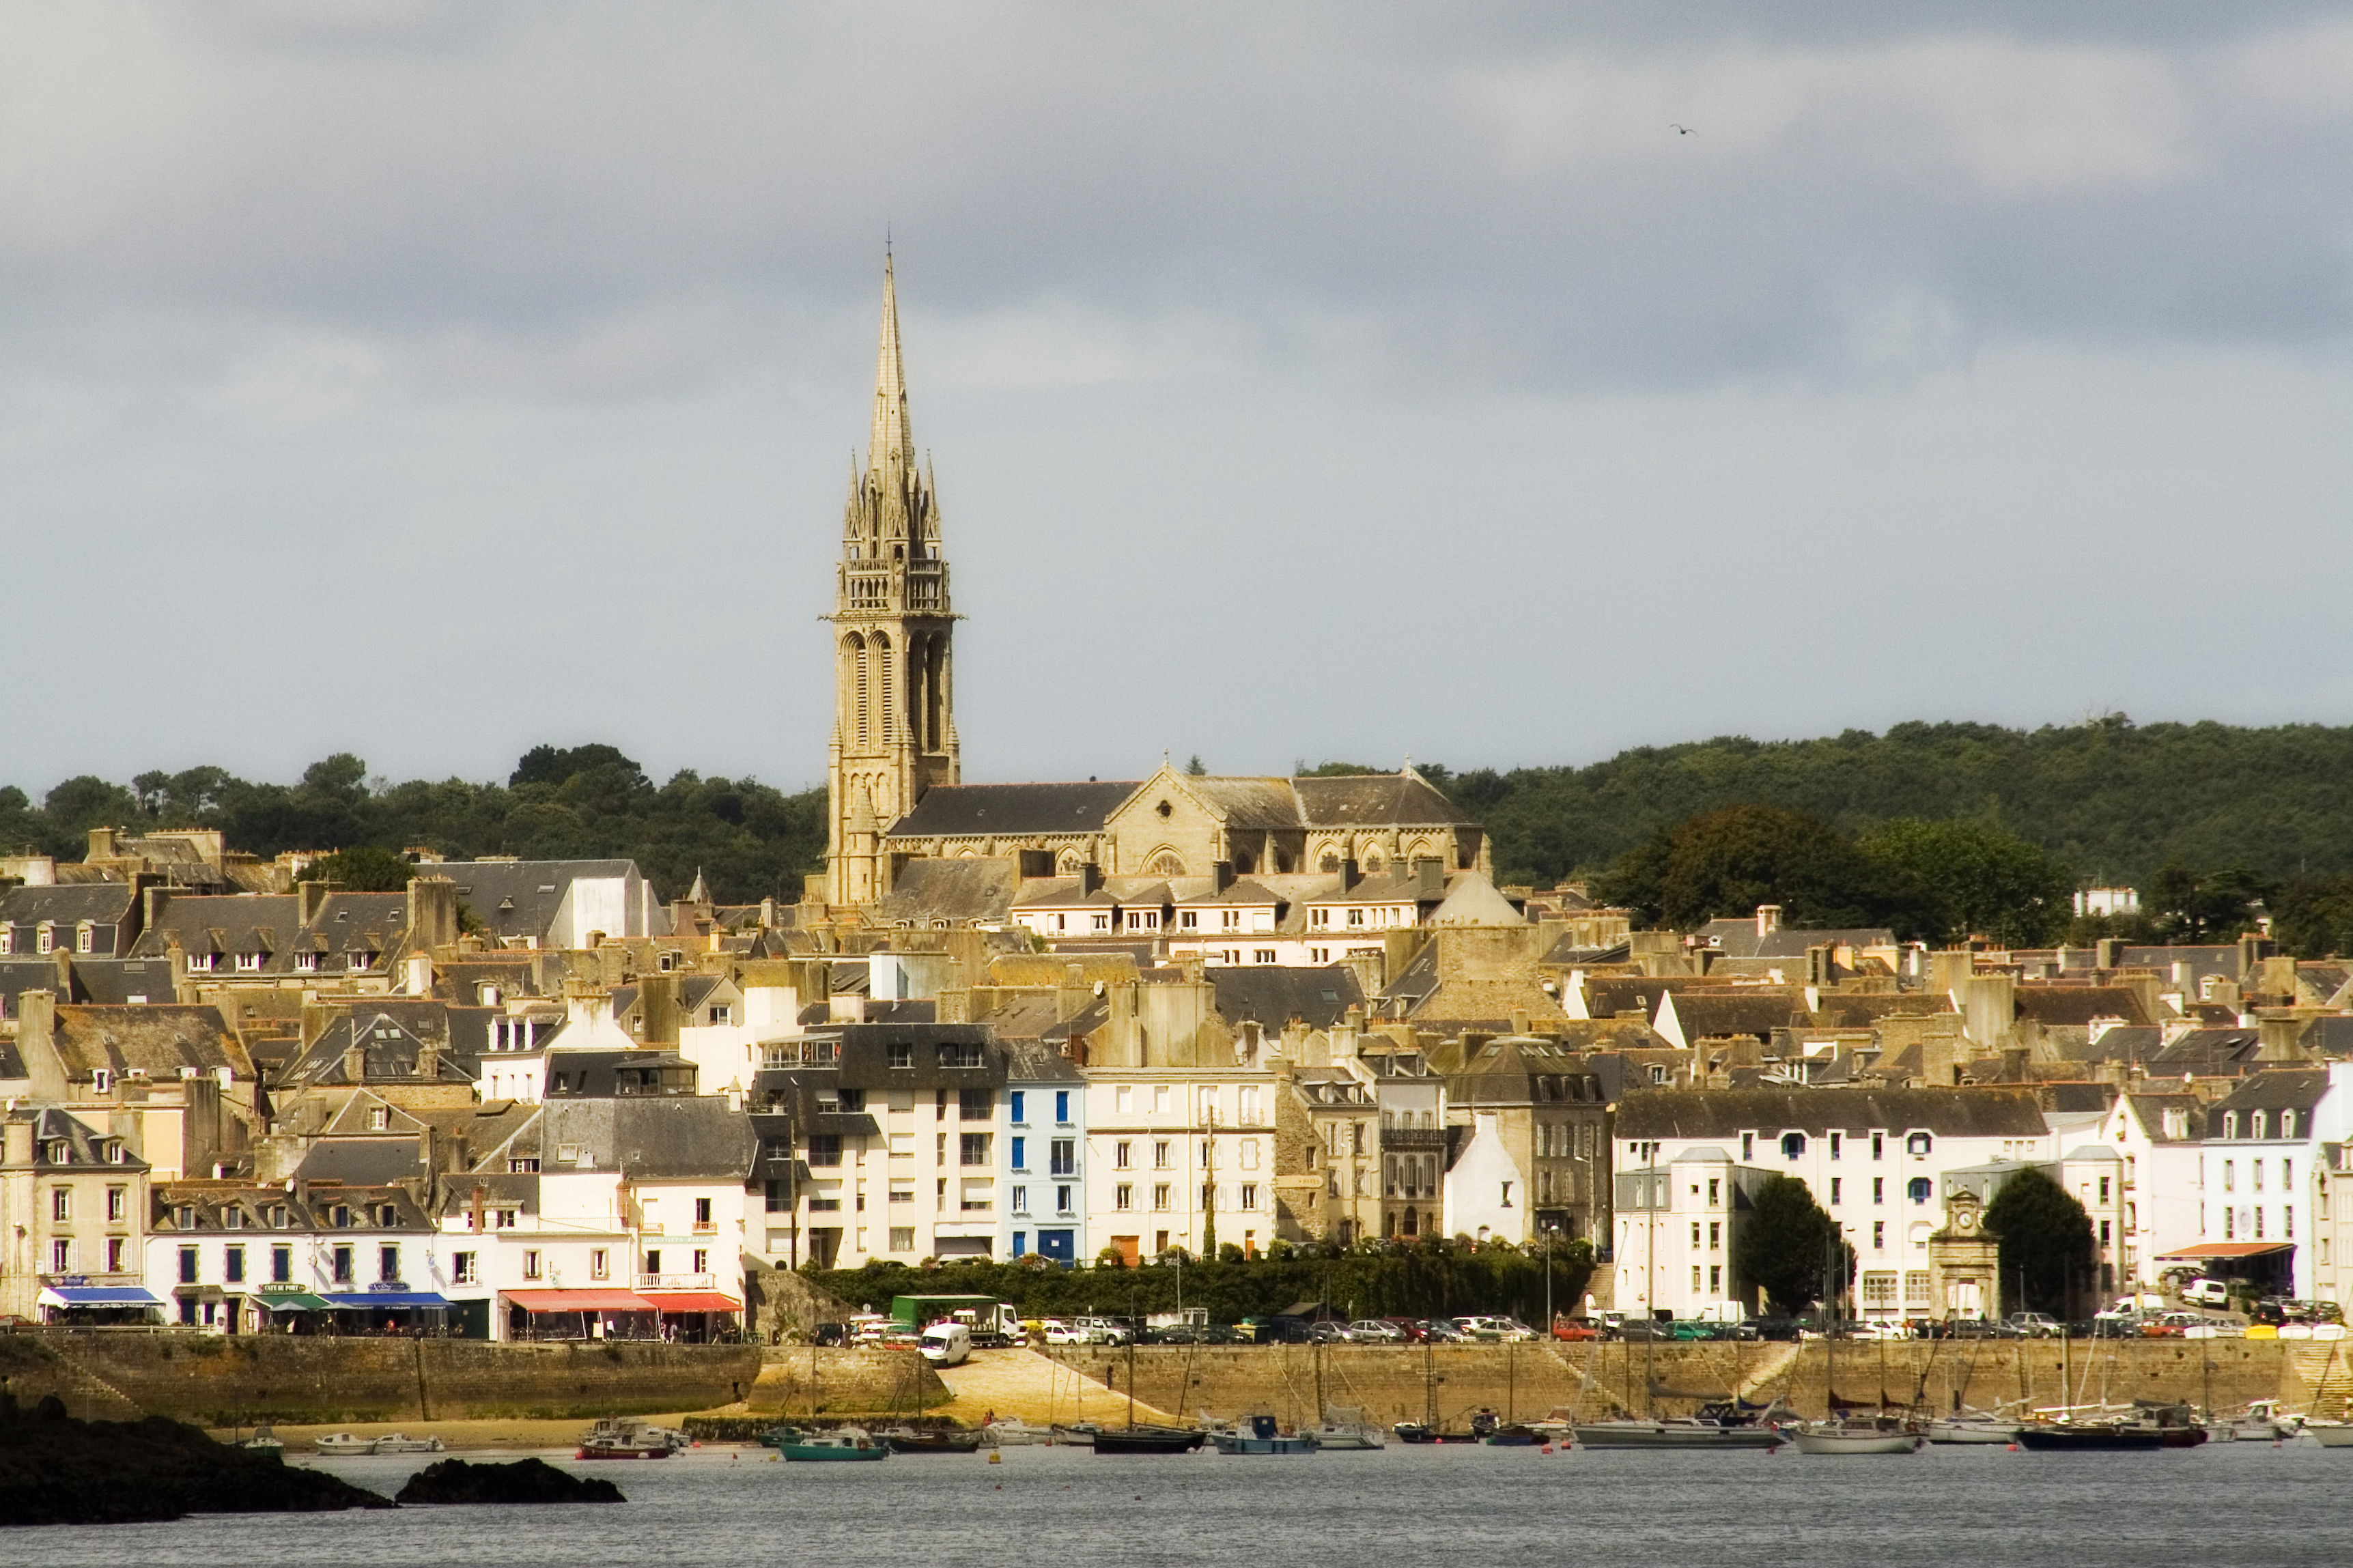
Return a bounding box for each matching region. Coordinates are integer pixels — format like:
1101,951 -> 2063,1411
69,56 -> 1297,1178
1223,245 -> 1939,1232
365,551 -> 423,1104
638,1272 -> 717,1292
1381,1128 -> 1447,1152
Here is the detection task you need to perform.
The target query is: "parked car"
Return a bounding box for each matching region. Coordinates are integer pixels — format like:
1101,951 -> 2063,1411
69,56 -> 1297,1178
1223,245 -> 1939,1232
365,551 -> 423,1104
1347,1319 -> 1406,1343
1842,1321 -> 1911,1342
1551,1317 -> 1601,1342
1947,1317 -> 2022,1340
2006,1312 -> 2061,1339
1040,1318 -> 1086,1345
1416,1319 -> 1469,1343
1741,1317 -> 1803,1342
1614,1319 -> 1676,1341
2180,1277 -> 2232,1309
1381,1316 -> 1430,1342
1306,1322 -> 1351,1344
810,1322 -> 847,1347
1453,1315 -> 1537,1342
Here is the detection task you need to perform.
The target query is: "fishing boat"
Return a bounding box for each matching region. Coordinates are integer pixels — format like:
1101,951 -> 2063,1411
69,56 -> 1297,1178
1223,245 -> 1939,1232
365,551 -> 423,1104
1211,1414 -> 1317,1455
2016,1421 -> 2162,1451
978,1417 -> 1049,1446
1305,1406 -> 1386,1450
779,1426 -> 888,1462
1786,1415 -> 1923,1455
1049,1422 -> 1101,1446
576,1418 -> 681,1459
370,1433 -> 447,1455
877,1425 -> 984,1455
2305,1422 -> 2353,1448
238,1425 -> 285,1457
757,1425 -> 805,1449
311,1432 -> 378,1456
1483,1423 -> 1543,1447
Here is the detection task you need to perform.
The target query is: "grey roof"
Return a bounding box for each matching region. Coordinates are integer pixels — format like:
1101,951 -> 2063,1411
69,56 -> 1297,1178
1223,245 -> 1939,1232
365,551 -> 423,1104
1291,773 -> 1471,827
2302,1017 -> 2353,1059
887,782 -> 1140,838
2123,1094 -> 2206,1143
1697,920 -> 1893,960
8,1105 -> 143,1170
2054,1025 -> 2162,1064
60,957 -> 178,1006
0,883 -> 139,930
1667,992 -> 1809,1040
431,860 -> 644,941
2148,1028 -> 2263,1072
534,1096 -> 755,1180
1813,993 -> 1955,1029
50,1004 -> 249,1082
1615,1087 -> 2049,1140
873,857 -> 1019,925
1004,1041 -> 1084,1084
295,1137 -> 431,1186
1208,965 -> 1364,1031
283,1004 -> 492,1088
543,1049 -> 698,1097
2013,986 -> 2153,1027
2209,1068 -> 2330,1117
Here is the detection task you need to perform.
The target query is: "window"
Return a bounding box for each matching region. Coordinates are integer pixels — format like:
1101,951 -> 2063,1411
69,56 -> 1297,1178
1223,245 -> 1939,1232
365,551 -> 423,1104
1056,1090 -> 1072,1124
522,1249 -> 541,1280
105,1238 -> 125,1272
1116,1183 -> 1133,1210
50,1239 -> 70,1272
2283,1111 -> 2298,1139
1871,1221 -> 1885,1250
1240,1183 -> 1258,1210
707,1005 -> 733,1026
332,1246 -> 354,1283
496,1209 -> 517,1229
368,1107 -> 391,1131
1707,1178 -> 1720,1206
1906,1132 -> 1932,1156
1691,1222 -> 1702,1248
272,1245 -> 292,1283
179,1246 -> 199,1283
889,1227 -> 916,1251
225,1246 -> 244,1283
1499,1181 -> 1513,1208
1115,1141 -> 1132,1169
51,1188 -> 70,1222
1056,1184 -> 1073,1214
36,923 -> 54,954
1708,1221 -> 1721,1250
960,1133 -> 991,1167
106,1186 -> 125,1223
1154,1140 -> 1172,1169
1873,1178 -> 1885,1205
1710,1264 -> 1723,1293
694,1197 -> 714,1227
2224,1112 -> 2239,1140
1012,1185 -> 1029,1214
1741,1133 -> 1754,1161
236,950 -> 263,972
1907,1178 -> 1932,1205
1871,1133 -> 1884,1159
1780,1132 -> 1806,1159
378,1244 -> 399,1281
888,1042 -> 914,1069
1153,1184 -> 1172,1211
2224,1160 -> 2235,1193
888,1186 -> 913,1205
1010,1091 -> 1027,1124
2098,1175 -> 2111,1203
1829,1178 -> 1842,1205
692,1248 -> 708,1273
940,1043 -> 985,1070
1051,1139 -> 1076,1176
1179,911 -> 1198,930
453,1251 -> 478,1284
1116,1085 -> 1133,1115
1829,1132 -> 1842,1160
809,1135 -> 843,1168
645,1249 -> 663,1274
91,1068 -> 113,1094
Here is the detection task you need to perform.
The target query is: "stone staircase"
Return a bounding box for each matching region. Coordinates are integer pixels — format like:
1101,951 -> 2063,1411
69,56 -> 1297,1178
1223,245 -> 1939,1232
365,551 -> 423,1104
2291,1339 -> 2353,1420
53,1353 -> 143,1422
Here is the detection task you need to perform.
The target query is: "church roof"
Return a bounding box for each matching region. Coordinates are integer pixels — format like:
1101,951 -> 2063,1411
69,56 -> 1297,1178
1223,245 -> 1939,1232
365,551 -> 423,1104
888,782 -> 1140,838
1292,772 -> 1472,827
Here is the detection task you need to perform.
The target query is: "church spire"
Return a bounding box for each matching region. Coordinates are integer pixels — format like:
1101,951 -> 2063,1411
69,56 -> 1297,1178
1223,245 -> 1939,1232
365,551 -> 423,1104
869,252 -> 914,481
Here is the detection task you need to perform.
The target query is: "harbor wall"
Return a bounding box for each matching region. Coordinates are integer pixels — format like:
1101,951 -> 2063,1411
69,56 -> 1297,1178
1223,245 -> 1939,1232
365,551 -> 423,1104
0,1331 -> 768,1425
1049,1340 -> 2309,1429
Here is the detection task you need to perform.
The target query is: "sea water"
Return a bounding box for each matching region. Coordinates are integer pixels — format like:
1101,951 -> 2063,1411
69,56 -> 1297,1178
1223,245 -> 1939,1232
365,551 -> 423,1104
10,1438 -> 2348,1568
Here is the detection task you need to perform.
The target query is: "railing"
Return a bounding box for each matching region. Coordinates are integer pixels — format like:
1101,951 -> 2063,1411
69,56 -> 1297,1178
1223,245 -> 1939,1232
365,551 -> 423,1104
636,1273 -> 718,1292
1381,1128 -> 1446,1151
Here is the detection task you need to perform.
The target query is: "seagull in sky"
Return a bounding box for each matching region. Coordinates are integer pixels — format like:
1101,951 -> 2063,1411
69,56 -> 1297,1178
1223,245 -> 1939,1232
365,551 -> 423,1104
1670,124 -> 1693,135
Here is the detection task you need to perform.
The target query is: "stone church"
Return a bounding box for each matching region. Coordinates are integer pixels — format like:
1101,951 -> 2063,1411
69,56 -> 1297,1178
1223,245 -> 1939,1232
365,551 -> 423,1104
818,261 -> 1486,915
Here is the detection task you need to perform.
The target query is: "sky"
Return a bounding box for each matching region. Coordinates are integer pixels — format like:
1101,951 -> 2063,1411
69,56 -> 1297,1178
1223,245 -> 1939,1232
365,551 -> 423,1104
5,2 -> 2352,799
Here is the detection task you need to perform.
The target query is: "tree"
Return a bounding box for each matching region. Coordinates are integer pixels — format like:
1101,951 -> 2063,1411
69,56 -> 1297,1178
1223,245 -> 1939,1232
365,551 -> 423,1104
1597,804 -> 1880,930
1731,1174 -> 1847,1316
2144,864 -> 2270,944
1859,818 -> 2074,947
297,846 -> 417,892
510,743 -> 645,790
1184,754 -> 1207,776
1985,1167 -> 2096,1317
2271,872 -> 2353,958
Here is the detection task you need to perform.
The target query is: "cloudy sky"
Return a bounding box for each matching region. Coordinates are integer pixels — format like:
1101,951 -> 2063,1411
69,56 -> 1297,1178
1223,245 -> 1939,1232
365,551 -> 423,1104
6,2 -> 2352,798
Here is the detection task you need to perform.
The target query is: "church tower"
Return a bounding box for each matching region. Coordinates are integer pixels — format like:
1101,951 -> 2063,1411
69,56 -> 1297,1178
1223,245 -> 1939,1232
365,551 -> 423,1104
826,255 -> 959,904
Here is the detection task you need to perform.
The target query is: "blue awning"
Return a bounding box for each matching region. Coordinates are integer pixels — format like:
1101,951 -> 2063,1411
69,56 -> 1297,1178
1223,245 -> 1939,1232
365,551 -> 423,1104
40,1286 -> 163,1306
325,1292 -> 451,1309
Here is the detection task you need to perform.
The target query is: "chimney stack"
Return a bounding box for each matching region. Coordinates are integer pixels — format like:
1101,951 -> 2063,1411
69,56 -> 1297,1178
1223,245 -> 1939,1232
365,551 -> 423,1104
1756,904 -> 1782,939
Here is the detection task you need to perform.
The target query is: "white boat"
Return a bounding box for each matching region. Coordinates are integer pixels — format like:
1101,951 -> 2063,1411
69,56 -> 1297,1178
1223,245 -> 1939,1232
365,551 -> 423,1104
311,1432 -> 379,1455
1787,1416 -> 1922,1455
1573,1419 -> 1784,1450
371,1433 -> 446,1455
2206,1399 -> 2301,1442
979,1417 -> 1050,1446
1924,1413 -> 2023,1444
238,1424 -> 285,1455
1306,1406 -> 1386,1450
2304,1421 -> 2353,1447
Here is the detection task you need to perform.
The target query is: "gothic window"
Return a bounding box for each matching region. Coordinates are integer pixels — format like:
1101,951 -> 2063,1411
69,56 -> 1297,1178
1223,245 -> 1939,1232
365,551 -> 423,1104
1319,853 -> 1340,872
874,634 -> 894,741
1146,851 -> 1186,877
1233,851 -> 1254,874
1273,849 -> 1294,872
847,633 -> 869,748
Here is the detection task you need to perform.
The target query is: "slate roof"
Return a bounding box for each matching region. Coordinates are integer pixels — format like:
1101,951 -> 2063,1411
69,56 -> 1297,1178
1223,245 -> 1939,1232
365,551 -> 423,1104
2209,1068 -> 2330,1120
61,958 -> 178,1006
2122,1094 -> 2206,1143
283,1003 -> 490,1087
2148,1028 -> 2263,1072
2300,1017 -> 2353,1059
1208,965 -> 1364,1031
430,860 -> 644,943
1291,773 -> 1472,827
48,1005 -> 251,1082
1667,991 -> 1809,1040
2014,986 -> 2153,1027
2053,1025 -> 2163,1064
887,782 -> 1140,838
295,1137 -> 431,1186
1812,993 -> 1954,1029
1174,777 -> 1303,829
1697,920 -> 1894,960
1004,1040 -> 1084,1085
1614,1087 -> 2049,1140
873,858 -> 1019,926
0,883 -> 139,931
533,1096 -> 755,1180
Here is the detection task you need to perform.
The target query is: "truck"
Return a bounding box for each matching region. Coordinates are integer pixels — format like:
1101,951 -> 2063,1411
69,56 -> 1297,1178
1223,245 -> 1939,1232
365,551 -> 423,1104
888,1294 -> 1026,1348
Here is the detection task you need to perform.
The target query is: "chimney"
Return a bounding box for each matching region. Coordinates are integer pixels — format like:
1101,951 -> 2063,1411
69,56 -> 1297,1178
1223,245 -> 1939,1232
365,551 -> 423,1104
343,1043 -> 367,1085
87,826 -> 118,863
1509,1010 -> 1531,1036
298,878 -> 333,926
406,876 -> 460,950
416,1042 -> 442,1080
2,1117 -> 30,1168
1756,904 -> 1782,939
1080,862 -> 1103,896
1415,857 -> 1443,897
1806,943 -> 1833,988
638,972 -> 681,1046
1340,858 -> 1360,893
404,952 -> 432,997
2096,937 -> 2124,971
1213,861 -> 1235,893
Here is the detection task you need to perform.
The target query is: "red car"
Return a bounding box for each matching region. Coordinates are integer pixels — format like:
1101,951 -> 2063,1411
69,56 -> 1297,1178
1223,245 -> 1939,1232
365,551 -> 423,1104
1551,1317 -> 1601,1341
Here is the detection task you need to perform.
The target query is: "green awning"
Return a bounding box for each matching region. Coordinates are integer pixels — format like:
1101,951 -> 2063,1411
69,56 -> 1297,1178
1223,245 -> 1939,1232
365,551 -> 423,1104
253,1292 -> 333,1311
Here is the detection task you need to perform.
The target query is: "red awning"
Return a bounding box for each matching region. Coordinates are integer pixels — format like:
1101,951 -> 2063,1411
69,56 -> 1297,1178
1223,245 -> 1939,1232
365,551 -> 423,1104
503,1289 -> 660,1312
2154,1242 -> 2294,1259
643,1292 -> 742,1313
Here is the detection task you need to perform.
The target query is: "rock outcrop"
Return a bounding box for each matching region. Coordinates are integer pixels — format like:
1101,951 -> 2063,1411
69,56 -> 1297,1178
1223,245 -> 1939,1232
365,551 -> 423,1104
395,1457 -> 624,1506
0,1395 -> 388,1526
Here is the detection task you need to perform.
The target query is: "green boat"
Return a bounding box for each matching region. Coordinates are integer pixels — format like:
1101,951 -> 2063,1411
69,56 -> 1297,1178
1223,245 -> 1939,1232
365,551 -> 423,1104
757,1425 -> 805,1449
780,1425 -> 889,1462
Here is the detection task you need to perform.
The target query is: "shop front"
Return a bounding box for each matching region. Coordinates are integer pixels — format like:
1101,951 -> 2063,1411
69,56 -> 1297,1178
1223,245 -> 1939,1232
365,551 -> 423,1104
37,1283 -> 163,1324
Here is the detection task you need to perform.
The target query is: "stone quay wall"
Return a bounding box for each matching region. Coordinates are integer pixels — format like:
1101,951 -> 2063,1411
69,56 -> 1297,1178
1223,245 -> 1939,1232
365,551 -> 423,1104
1051,1339 -> 2308,1430
0,1330 -> 765,1425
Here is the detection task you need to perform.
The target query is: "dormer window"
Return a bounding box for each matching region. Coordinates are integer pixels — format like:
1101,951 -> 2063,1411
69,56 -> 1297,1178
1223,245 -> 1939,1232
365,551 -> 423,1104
2283,1110 -> 2298,1139
235,951 -> 263,972
2224,1111 -> 2240,1139
1906,1132 -> 1933,1157
348,951 -> 375,970
2253,1111 -> 2270,1140
294,953 -> 319,972
1781,1132 -> 1807,1159
36,922 -> 55,954
75,922 -> 95,954
175,1204 -> 196,1228
91,1069 -> 113,1094
369,1107 -> 391,1130
185,952 -> 215,973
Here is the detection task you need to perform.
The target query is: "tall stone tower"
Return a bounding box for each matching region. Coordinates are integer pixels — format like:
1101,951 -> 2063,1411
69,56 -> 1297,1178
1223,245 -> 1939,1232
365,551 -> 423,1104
826,255 -> 959,904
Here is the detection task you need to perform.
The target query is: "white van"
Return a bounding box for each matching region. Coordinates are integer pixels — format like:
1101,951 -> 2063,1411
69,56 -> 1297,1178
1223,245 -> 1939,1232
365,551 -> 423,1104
919,1322 -> 972,1367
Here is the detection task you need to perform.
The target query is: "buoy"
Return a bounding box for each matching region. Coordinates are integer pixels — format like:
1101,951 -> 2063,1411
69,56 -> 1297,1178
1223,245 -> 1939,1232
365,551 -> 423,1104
1540,1444 -> 1553,1455
2007,1443 -> 2020,1452
988,1450 -> 1002,1464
